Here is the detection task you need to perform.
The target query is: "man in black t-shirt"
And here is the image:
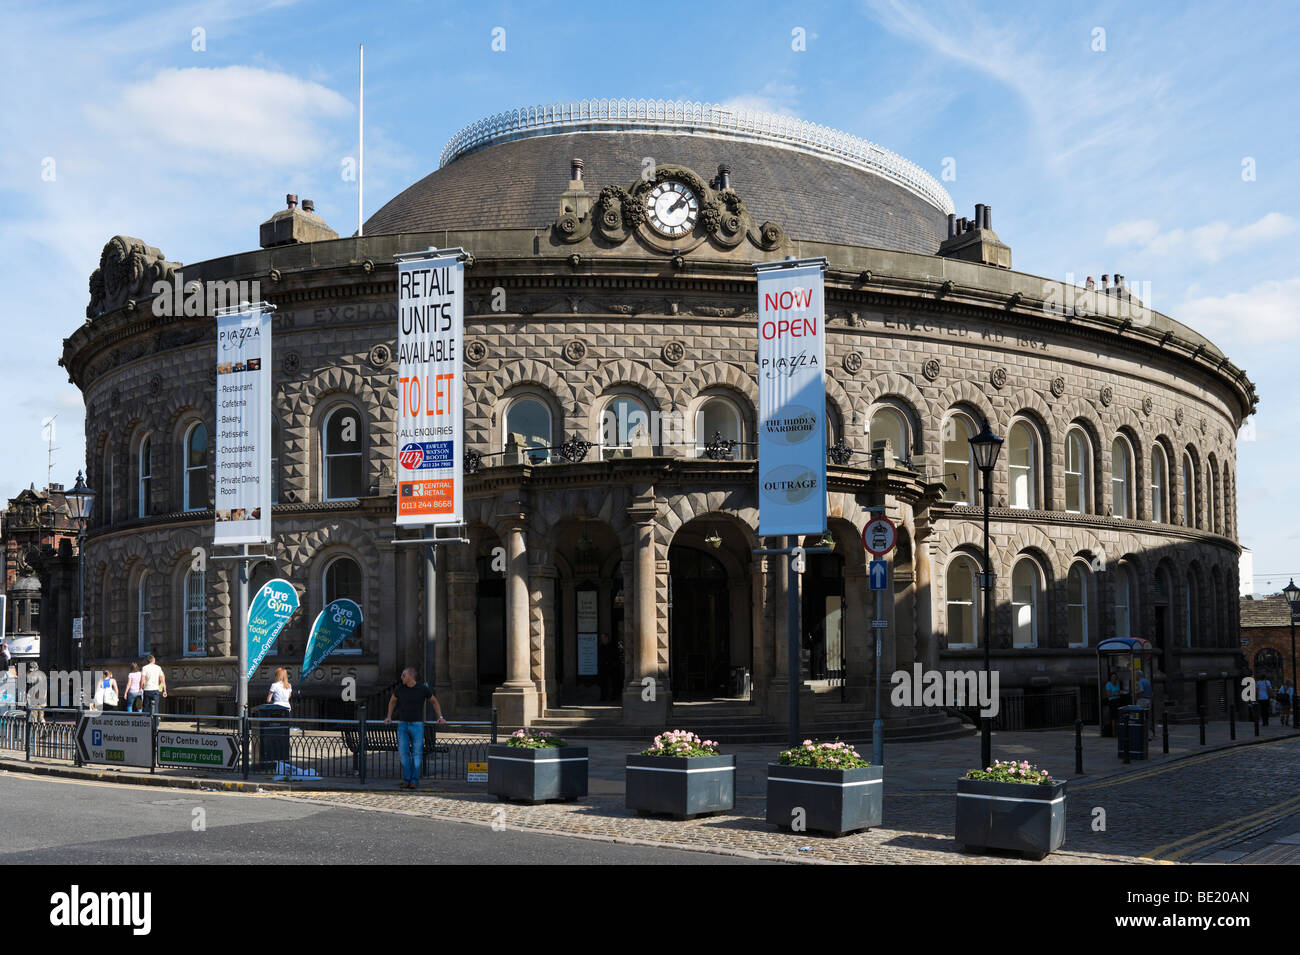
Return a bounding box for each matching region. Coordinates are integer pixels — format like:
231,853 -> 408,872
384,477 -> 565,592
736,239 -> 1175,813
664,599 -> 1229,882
384,668 -> 446,789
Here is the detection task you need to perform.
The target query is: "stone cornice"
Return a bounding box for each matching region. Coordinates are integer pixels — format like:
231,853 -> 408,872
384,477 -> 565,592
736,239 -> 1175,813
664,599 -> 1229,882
942,504 -> 1241,551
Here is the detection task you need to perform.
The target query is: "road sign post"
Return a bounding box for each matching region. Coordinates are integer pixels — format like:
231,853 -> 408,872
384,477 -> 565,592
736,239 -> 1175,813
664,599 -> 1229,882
861,514 -> 897,765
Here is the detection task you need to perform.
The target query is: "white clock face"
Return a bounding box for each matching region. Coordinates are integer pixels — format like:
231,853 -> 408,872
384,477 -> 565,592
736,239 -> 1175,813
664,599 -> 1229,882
646,181 -> 699,237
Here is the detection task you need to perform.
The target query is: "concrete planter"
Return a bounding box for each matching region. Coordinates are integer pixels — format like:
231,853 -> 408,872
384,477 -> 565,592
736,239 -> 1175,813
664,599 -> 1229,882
766,763 -> 882,836
955,777 -> 1067,859
625,754 -> 735,818
487,744 -> 588,803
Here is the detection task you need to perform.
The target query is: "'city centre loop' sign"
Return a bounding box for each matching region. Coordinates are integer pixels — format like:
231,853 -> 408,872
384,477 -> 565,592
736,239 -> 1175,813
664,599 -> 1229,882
396,250 -> 466,526
755,257 -> 828,537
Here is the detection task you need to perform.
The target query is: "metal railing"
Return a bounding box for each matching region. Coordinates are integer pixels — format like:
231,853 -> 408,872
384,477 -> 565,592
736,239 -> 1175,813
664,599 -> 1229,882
0,706 -> 497,782
992,691 -> 1081,731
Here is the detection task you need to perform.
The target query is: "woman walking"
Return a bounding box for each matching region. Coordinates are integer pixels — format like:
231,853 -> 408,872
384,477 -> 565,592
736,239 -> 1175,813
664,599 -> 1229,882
124,662 -> 143,712
266,667 -> 293,714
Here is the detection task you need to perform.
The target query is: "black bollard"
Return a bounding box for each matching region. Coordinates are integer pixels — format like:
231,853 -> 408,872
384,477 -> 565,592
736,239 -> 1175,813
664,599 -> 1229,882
1075,718 -> 1084,775
1199,705 -> 1206,745
1162,710 -> 1169,754
1253,702 -> 1260,737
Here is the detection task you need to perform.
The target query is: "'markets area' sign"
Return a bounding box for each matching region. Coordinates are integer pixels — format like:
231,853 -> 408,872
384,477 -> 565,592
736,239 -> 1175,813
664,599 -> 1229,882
755,258 -> 828,537
396,250 -> 466,526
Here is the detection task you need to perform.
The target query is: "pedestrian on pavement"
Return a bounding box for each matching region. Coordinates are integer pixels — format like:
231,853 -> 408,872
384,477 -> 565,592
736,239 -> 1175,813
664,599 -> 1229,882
266,667 -> 292,714
141,654 -> 167,715
124,662 -> 143,712
93,670 -> 119,710
1136,667 -> 1155,738
26,663 -> 46,725
384,668 -> 445,790
1257,673 -> 1272,727
1278,683 -> 1292,727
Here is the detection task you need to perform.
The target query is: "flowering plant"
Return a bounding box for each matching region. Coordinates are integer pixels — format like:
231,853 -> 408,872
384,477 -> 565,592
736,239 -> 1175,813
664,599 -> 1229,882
778,739 -> 870,770
506,727 -> 568,749
641,730 -> 720,758
965,759 -> 1053,785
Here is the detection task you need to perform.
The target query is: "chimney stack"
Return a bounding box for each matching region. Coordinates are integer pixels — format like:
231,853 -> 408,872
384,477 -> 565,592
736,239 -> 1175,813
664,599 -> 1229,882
571,158 -> 584,181
301,199 -> 315,213
974,204 -> 986,230
716,163 -> 732,190
286,193 -> 298,209
947,213 -> 956,238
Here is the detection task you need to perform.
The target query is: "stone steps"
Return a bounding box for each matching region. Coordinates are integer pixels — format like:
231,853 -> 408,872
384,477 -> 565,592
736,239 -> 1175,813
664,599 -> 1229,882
528,711 -> 975,744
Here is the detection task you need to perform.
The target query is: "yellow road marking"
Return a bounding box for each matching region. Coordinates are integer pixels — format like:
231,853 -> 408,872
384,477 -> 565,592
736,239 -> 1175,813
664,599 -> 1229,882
1140,793 -> 1300,861
1075,735 -> 1298,792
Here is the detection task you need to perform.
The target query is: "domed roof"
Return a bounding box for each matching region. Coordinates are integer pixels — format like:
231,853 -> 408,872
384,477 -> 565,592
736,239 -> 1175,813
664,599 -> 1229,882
10,574 -> 41,597
364,99 -> 953,255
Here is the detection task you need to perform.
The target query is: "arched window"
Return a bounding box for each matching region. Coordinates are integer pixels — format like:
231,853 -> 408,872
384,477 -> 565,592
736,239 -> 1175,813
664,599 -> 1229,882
137,570 -> 151,656
1182,451 -> 1196,527
1067,563 -> 1090,647
1185,573 -> 1199,647
183,423 -> 208,512
945,555 -> 980,648
1007,420 -> 1037,509
184,567 -> 205,656
600,395 -> 651,457
138,436 -> 152,519
103,443 -> 114,525
869,407 -> 909,463
826,402 -> 843,448
322,556 -> 364,653
695,395 -> 743,457
1207,466 -> 1219,534
1111,435 -> 1133,519
322,405 -> 363,500
1065,428 -> 1091,514
504,396 -> 553,463
1150,445 -> 1168,523
1011,558 -> 1042,648
942,412 -> 977,505
1114,563 -> 1135,640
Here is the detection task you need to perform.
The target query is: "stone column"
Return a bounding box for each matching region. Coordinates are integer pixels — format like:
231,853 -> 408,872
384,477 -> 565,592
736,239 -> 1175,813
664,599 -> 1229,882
492,518 -> 541,726
766,548 -> 792,720
624,501 -> 668,723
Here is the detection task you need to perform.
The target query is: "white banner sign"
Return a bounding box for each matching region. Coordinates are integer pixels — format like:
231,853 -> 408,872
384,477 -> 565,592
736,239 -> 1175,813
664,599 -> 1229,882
396,251 -> 465,526
756,259 -> 827,537
215,307 -> 272,544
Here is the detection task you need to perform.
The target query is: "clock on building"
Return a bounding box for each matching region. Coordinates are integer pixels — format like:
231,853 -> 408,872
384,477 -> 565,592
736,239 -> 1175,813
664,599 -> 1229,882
646,180 -> 699,237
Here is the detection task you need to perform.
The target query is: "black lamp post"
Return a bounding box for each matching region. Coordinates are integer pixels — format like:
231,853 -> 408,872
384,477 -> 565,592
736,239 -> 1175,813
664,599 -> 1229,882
969,425 -> 1004,769
1284,579 -> 1300,728
64,471 -> 95,678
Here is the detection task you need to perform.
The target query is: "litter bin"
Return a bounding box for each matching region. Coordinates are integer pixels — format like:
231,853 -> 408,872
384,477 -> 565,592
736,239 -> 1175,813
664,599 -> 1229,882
254,704 -> 291,766
1117,705 -> 1148,760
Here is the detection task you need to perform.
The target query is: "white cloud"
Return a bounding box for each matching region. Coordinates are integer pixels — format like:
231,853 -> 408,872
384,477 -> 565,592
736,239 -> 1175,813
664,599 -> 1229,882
86,66 -> 352,165
1178,276 -> 1300,345
720,80 -> 802,117
1106,212 -> 1296,264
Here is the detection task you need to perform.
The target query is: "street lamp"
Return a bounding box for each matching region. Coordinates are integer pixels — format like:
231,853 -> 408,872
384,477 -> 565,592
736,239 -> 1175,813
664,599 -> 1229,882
1284,579 -> 1300,728
969,425 -> 1003,769
64,471 -> 95,678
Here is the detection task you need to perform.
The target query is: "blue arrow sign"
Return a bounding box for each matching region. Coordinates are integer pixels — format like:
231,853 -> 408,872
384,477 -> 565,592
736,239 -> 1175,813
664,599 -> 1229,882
869,560 -> 888,591
246,579 -> 299,681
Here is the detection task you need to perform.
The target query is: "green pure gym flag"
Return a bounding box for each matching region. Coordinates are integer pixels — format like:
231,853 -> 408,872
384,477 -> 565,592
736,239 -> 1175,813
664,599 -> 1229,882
301,599 -> 363,680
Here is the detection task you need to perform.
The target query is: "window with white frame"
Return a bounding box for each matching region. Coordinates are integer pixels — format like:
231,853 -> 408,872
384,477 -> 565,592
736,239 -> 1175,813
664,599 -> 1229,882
946,555 -> 980,647
1114,564 -> 1134,640
322,405 -> 363,500
1207,466 -> 1218,534
1150,444 -> 1168,523
1067,562 -> 1089,647
138,435 -> 152,518
599,395 -> 651,457
323,556 -> 364,653
505,396 -> 553,463
1065,428 -> 1091,514
137,570 -> 151,656
942,413 -> 977,505
1008,420 -> 1037,509
1111,435 -> 1133,519
184,567 -> 205,656
183,423 -> 208,512
869,407 -> 909,462
1011,558 -> 1041,648
1182,452 -> 1195,527
695,395 -> 743,456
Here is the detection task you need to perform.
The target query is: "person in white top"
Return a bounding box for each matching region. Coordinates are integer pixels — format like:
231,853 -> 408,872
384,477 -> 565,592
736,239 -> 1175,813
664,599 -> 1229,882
267,667 -> 292,713
140,654 -> 166,715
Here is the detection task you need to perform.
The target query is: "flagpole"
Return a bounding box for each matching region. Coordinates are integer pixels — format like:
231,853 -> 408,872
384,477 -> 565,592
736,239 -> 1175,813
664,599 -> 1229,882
358,43 -> 364,237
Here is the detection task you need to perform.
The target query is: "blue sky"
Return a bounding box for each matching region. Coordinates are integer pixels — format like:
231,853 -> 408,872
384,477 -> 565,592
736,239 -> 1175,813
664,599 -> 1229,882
1,0 -> 1296,591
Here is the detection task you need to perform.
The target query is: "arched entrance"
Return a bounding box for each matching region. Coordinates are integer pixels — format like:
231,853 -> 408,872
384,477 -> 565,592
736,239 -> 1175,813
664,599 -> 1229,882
550,519 -> 624,708
669,545 -> 731,699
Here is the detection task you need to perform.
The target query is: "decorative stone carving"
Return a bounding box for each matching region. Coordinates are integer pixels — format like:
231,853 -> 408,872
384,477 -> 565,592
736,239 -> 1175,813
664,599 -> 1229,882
757,221 -> 784,250
843,351 -> 863,374
86,236 -> 180,320
149,375 -> 163,396
922,358 -> 941,381
282,351 -> 301,375
465,341 -> 487,364
1200,417 -> 1207,434
1175,407 -> 1185,426
661,341 -> 686,366
368,344 -> 391,369
563,339 -> 587,364
1100,385 -> 1113,407
1142,396 -> 1153,416
1050,376 -> 1066,398
990,367 -> 1007,389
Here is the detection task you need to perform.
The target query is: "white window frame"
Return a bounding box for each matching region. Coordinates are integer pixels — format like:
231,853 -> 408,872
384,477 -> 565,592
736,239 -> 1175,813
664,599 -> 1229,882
1150,444 -> 1167,524
869,406 -> 910,463
1065,427 -> 1091,514
1111,434 -> 1133,519
1182,452 -> 1195,527
138,435 -> 152,519
1011,558 -> 1041,648
137,570 -> 151,656
1067,562 -> 1090,647
321,405 -> 364,501
184,568 -> 205,657
599,395 -> 651,458
942,413 -> 977,505
183,422 -> 208,512
1114,564 -> 1133,640
945,555 -> 980,648
694,395 -> 744,457
1007,420 -> 1037,509
1207,466 -> 1218,534
503,395 -> 554,463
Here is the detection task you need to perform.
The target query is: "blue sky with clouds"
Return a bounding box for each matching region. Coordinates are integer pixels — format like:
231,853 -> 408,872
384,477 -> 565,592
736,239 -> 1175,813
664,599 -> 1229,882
1,0 -> 1296,590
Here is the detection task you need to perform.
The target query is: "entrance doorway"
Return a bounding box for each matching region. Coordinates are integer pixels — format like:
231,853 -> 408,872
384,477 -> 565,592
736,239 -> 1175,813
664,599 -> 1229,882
802,552 -> 846,686
669,545 -> 730,699
475,554 -> 506,706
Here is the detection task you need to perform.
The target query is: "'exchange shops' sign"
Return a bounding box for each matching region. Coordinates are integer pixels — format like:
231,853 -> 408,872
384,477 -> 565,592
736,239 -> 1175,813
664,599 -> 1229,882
214,307 -> 272,544
755,258 -> 828,538
396,250 -> 466,526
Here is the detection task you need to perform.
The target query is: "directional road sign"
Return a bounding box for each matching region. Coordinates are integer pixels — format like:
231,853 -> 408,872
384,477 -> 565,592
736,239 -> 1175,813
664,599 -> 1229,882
76,712 -> 154,768
869,559 -> 888,590
157,730 -> 240,770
